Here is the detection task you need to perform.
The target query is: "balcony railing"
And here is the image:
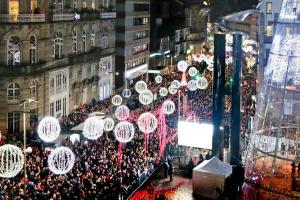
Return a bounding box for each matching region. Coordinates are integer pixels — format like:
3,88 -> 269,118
52,13 -> 75,21
99,12 -> 116,19
0,14 -> 45,23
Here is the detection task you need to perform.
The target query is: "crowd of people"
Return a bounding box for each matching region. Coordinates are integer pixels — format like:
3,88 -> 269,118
0,56 -> 257,199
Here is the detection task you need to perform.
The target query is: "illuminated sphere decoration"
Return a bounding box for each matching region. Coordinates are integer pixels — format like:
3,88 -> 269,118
162,100 -> 176,115
155,75 -> 163,84
114,121 -> 135,143
103,117 -> 115,132
171,80 -> 181,89
207,63 -> 214,71
122,89 -> 132,99
48,146 -> 75,175
197,77 -> 209,90
0,144 -> 24,178
188,67 -> 198,77
168,86 -> 178,95
112,95 -> 123,106
187,80 -> 198,91
159,87 -> 168,97
139,90 -> 154,105
37,117 -> 61,142
138,112 -> 158,133
135,80 -> 147,93
115,105 -> 130,121
82,117 -> 104,140
177,60 -> 188,72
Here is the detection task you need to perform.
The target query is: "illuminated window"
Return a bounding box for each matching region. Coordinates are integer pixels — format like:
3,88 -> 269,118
7,82 -> 20,100
7,36 -> 21,66
29,35 -> 37,64
9,0 -> 19,15
30,0 -> 38,13
266,25 -> 273,36
82,0 -> 87,8
266,2 -> 272,14
92,0 -> 95,9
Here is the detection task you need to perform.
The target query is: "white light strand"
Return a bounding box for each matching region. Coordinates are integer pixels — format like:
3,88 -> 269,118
139,90 -> 154,105
82,117 -> 104,140
138,112 -> 158,133
48,146 -> 75,175
0,144 -> 24,178
112,95 -> 123,106
37,117 -> 61,142
103,117 -> 115,132
115,105 -> 130,121
114,121 -> 135,143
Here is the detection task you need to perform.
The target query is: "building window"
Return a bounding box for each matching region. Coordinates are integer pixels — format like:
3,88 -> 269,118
133,30 -> 149,40
82,28 -> 87,52
132,43 -> 148,55
9,0 -> 19,15
56,99 -> 61,112
91,64 -> 96,75
29,35 -> 37,64
53,0 -> 64,13
7,112 -> 20,134
30,0 -> 38,13
102,0 -> 109,8
53,31 -> 63,59
72,29 -> 77,54
125,58 -> 146,69
101,37 -> 109,49
134,4 -> 149,12
266,2 -> 272,14
7,36 -> 21,66
29,81 -> 37,99
91,27 -> 96,47
265,25 -> 273,37
72,69 -> 78,80
175,30 -> 181,42
50,72 -> 67,95
50,102 -> 54,116
92,0 -> 95,9
82,0 -> 87,8
7,82 -> 20,101
29,109 -> 38,127
73,0 -> 77,9
134,17 -> 149,26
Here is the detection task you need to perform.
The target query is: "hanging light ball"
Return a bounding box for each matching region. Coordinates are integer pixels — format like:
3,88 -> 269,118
171,80 -> 181,89
177,60 -> 188,72
187,80 -> 198,91
112,95 -> 123,106
162,100 -> 176,115
103,117 -> 115,132
159,87 -> 168,97
197,77 -> 209,90
122,89 -> 132,99
0,144 -> 24,178
138,112 -> 158,133
155,75 -> 163,84
37,117 -> 61,142
168,86 -> 178,95
48,146 -> 75,175
82,117 -> 104,140
114,121 -> 135,143
207,64 -> 214,71
115,105 -> 130,121
135,80 -> 147,93
188,67 -> 198,77
139,90 -> 154,105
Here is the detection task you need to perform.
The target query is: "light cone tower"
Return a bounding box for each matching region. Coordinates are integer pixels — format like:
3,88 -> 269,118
244,0 -> 300,198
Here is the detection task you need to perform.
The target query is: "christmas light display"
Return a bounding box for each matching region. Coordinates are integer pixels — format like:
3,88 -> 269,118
187,80 -> 198,91
114,121 -> 135,143
177,60 -> 188,72
197,77 -> 209,90
103,117 -> 115,132
155,75 -> 163,84
171,80 -> 181,89
188,67 -> 198,77
159,87 -> 168,97
82,117 -> 104,140
168,86 -> 178,95
37,117 -> 61,142
0,144 -> 24,178
122,89 -> 132,99
162,100 -> 176,115
135,80 -> 147,93
137,112 -> 158,133
115,105 -> 130,121
139,90 -> 154,105
111,95 -> 123,106
48,146 -> 75,175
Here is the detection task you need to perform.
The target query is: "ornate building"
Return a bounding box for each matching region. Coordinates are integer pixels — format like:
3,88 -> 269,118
0,0 -> 116,137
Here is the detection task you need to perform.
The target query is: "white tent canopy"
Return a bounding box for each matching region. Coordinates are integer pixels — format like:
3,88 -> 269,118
193,156 -> 232,199
70,112 -> 106,131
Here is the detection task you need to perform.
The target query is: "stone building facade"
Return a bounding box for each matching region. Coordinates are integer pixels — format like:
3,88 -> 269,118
0,0 -> 116,136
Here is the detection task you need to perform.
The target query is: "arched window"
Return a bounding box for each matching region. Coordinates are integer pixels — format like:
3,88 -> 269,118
7,82 -> 20,100
91,27 -> 95,47
53,31 -> 63,59
73,0 -> 77,9
29,81 -> 37,99
7,36 -> 21,66
82,28 -> 86,52
101,36 -> 109,49
72,29 -> 77,54
29,35 -> 37,64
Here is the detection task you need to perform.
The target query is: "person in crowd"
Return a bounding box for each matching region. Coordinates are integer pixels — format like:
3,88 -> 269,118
163,157 -> 169,179
168,160 -> 174,182
292,161 -> 296,178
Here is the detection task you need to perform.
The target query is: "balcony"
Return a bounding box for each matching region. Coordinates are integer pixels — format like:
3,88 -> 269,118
99,12 -> 116,19
52,13 -> 75,21
0,14 -> 45,23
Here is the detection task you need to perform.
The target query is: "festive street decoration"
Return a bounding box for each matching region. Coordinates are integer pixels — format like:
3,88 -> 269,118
177,60 -> 188,72
48,146 -> 75,175
122,89 -> 132,99
135,80 -> 147,93
137,112 -> 158,133
139,90 -> 154,105
115,105 -> 130,121
37,117 -> 61,142
168,86 -> 178,95
171,80 -> 181,89
187,80 -> 198,91
103,117 -> 115,132
0,144 -> 24,178
159,87 -> 168,97
188,67 -> 198,77
162,100 -> 176,115
112,95 -> 123,106
155,75 -> 163,84
197,77 -> 209,89
114,121 -> 135,143
82,117 -> 104,140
